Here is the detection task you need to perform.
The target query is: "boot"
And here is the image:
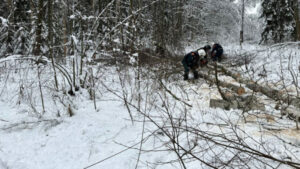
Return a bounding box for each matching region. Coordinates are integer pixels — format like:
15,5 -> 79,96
194,71 -> 199,79
184,73 -> 188,80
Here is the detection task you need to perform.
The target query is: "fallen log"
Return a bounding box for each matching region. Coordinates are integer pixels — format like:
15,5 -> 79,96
197,70 -> 265,111
210,94 -> 265,111
212,63 -> 300,109
198,71 -> 246,96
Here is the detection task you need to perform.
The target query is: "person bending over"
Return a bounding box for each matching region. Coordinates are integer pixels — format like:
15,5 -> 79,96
182,49 -> 206,80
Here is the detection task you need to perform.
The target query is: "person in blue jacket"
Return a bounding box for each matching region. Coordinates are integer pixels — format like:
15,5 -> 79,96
211,43 -> 223,62
182,49 -> 206,80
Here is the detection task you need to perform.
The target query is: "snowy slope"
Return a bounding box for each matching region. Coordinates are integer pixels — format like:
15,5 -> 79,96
1,44 -> 300,169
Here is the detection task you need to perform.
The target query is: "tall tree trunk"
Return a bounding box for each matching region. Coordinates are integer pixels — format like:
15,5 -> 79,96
116,0 -> 124,50
48,0 -> 53,57
63,17 -> 68,58
240,0 -> 245,46
63,0 -> 69,58
48,0 -> 59,90
294,0 -> 300,41
80,19 -> 84,76
6,0 -> 14,54
34,0 -> 44,56
129,0 -> 134,52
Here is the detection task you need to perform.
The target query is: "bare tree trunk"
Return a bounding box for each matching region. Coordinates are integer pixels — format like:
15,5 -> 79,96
115,0 -> 124,50
89,68 -> 97,110
129,0 -> 134,52
37,66 -> 45,113
240,0 -> 245,47
34,0 -> 44,56
6,0 -> 14,54
48,0 -> 59,90
294,0 -> 300,41
80,18 -> 84,80
28,0 -> 35,30
63,4 -> 68,58
73,57 -> 76,90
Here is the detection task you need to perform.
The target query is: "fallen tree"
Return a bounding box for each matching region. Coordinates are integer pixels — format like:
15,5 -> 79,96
197,66 -> 265,111
209,63 -> 300,109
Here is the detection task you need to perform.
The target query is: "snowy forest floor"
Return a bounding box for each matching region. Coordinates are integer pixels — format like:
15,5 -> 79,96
0,43 -> 300,169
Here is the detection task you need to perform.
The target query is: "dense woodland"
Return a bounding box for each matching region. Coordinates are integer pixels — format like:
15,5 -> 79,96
0,0 -> 267,57
0,0 -> 299,57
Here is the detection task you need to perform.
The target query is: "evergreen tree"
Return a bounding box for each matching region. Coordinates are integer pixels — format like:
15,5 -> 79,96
261,0 -> 296,43
151,0 -> 185,56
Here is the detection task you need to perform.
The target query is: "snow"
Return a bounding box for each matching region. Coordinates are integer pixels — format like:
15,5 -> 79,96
71,35 -> 78,45
69,15 -> 76,19
0,17 -> 8,27
1,44 -> 300,168
113,38 -> 120,43
0,55 -> 23,63
0,92 -> 143,169
246,2 -> 261,15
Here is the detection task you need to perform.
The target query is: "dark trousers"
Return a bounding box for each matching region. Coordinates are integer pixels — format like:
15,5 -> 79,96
182,62 -> 199,79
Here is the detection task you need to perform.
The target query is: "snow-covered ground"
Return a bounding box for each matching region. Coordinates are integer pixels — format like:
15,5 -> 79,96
1,44 -> 300,169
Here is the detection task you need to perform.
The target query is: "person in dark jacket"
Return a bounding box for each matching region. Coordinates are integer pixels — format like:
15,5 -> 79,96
200,45 -> 212,59
211,43 -> 223,62
182,50 -> 205,80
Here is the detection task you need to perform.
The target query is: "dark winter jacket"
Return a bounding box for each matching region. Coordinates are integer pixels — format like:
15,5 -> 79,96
182,51 -> 200,73
212,44 -> 223,53
211,44 -> 223,61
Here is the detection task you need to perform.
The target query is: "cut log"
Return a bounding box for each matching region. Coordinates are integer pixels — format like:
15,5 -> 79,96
210,99 -> 233,110
214,63 -> 300,109
198,71 -> 246,96
210,94 -> 265,111
237,87 -> 246,95
198,67 -> 265,111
